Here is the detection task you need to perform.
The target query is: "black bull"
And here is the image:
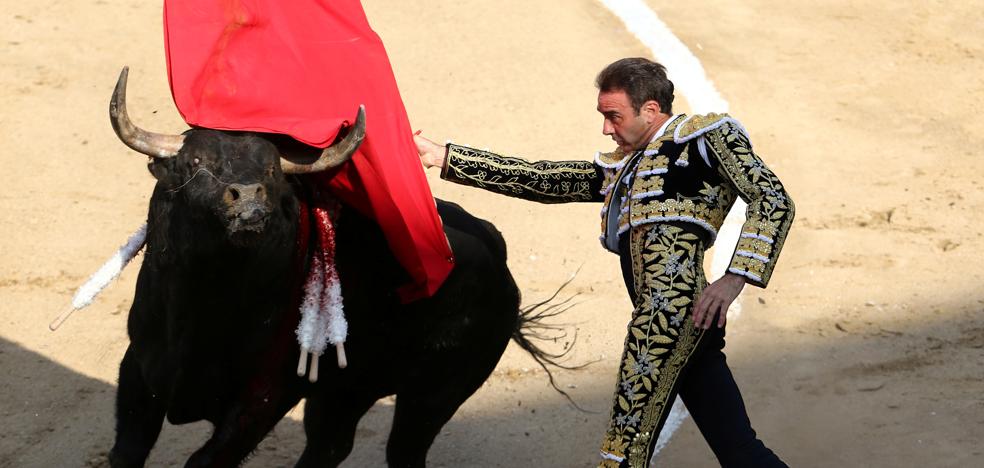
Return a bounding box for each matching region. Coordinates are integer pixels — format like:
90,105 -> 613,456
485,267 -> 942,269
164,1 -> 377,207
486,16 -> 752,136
104,69 -> 572,467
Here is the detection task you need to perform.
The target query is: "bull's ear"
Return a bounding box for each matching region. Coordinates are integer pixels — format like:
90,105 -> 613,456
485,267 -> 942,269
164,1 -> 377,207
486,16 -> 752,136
147,159 -> 170,180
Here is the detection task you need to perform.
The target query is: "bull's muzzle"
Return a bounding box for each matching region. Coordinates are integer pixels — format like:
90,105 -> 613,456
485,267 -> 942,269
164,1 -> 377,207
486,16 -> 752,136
224,183 -> 270,235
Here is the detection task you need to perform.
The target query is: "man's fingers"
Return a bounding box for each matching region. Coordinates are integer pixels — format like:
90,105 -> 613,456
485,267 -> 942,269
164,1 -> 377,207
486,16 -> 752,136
412,135 -> 426,155
695,285 -> 736,329
709,298 -> 725,329
413,134 -> 435,149
694,291 -> 716,329
709,300 -> 722,329
692,295 -> 707,326
701,298 -> 718,329
412,135 -> 444,168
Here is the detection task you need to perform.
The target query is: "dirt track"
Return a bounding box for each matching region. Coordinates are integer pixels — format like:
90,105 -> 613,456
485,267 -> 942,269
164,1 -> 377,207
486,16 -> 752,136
2,0 -> 983,466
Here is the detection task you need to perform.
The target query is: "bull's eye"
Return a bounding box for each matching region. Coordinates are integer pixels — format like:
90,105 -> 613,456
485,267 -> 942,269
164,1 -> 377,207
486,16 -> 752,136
192,157 -> 201,166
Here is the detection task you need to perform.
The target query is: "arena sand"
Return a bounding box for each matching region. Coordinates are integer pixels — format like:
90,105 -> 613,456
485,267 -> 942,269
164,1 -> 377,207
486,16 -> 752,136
1,0 -> 982,466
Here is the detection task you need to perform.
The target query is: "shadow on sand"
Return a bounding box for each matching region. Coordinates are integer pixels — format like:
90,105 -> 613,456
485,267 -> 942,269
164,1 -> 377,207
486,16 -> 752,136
2,299 -> 983,467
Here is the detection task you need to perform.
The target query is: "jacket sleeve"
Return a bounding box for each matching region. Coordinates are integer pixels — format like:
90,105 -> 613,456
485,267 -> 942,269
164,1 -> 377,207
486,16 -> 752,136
705,121 -> 795,288
441,143 -> 606,203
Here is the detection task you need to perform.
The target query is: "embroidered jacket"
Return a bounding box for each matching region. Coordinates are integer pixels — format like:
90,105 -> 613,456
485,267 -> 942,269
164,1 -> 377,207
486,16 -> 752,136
440,113 -> 794,287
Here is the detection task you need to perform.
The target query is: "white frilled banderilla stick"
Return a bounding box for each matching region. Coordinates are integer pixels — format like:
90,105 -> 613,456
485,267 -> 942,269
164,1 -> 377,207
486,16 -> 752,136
295,205 -> 348,382
49,223 -> 148,331
52,214 -> 349,381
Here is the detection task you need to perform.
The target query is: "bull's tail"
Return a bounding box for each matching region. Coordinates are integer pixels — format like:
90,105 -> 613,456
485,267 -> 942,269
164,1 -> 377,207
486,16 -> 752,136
511,274 -> 595,412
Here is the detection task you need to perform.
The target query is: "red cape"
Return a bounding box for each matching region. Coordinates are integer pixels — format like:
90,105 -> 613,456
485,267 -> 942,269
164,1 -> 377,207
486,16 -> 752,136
164,0 -> 453,301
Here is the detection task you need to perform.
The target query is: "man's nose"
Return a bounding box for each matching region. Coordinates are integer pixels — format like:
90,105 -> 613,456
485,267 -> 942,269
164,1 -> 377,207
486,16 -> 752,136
602,119 -> 614,135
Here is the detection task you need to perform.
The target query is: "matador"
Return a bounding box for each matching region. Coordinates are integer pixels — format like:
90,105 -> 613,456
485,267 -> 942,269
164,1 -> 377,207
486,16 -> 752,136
416,58 -> 793,467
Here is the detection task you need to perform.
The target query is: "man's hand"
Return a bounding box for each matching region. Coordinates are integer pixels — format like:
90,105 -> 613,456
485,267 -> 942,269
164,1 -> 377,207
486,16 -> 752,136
414,133 -> 446,170
693,273 -> 746,329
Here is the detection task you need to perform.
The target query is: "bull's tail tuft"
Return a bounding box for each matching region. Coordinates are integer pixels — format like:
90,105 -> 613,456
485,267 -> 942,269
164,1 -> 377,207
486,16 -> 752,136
511,272 -> 595,412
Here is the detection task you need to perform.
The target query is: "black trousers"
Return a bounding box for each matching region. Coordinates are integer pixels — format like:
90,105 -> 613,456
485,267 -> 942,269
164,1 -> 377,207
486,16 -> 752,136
677,326 -> 786,468
600,224 -> 786,467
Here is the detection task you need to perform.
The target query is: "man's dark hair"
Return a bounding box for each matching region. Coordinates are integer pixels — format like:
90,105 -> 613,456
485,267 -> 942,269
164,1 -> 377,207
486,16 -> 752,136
595,58 -> 674,115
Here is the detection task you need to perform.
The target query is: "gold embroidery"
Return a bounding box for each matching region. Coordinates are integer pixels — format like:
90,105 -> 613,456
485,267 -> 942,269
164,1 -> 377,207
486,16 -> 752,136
629,199 -> 728,235
735,236 -> 774,258
600,167 -> 621,196
444,144 -> 602,203
676,148 -> 691,167
731,255 -> 767,278
599,150 -> 648,237
632,176 -> 665,198
674,112 -> 728,141
599,458 -> 622,468
704,120 -> 795,287
597,149 -> 629,168
598,120 -> 682,242
635,154 -> 669,174
600,224 -> 708,467
609,114 -> 793,287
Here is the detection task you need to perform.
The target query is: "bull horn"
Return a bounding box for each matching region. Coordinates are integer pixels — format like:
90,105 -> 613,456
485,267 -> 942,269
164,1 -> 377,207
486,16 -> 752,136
110,66 -> 185,159
280,105 -> 366,174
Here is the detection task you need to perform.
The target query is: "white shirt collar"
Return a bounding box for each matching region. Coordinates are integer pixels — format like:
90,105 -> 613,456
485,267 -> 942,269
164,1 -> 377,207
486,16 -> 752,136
650,114 -> 681,143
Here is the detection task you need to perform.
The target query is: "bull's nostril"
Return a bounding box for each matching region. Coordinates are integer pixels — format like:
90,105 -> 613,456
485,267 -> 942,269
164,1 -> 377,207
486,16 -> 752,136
228,187 -> 240,201
240,207 -> 266,224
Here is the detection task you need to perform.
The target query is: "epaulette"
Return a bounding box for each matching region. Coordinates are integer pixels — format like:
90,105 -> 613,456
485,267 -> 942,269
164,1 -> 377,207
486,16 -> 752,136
594,148 -> 629,170
673,113 -> 748,143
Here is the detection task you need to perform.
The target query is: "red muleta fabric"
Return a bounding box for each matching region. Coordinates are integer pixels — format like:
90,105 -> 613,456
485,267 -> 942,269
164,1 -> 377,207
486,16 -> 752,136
163,0 -> 453,301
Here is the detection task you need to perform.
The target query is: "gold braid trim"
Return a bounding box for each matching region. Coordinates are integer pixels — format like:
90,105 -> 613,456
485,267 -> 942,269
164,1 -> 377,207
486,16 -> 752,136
599,224 -> 709,467
704,120 -> 795,287
597,148 -> 630,168
598,118 -> 685,240
443,144 -> 602,203
672,112 -> 732,143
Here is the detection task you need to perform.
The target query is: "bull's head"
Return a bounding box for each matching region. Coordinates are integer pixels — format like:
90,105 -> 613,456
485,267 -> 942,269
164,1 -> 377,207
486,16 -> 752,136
109,67 -> 365,246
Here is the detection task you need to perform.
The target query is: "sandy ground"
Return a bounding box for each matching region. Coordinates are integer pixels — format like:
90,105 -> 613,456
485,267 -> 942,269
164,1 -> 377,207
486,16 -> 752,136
2,0 -> 983,466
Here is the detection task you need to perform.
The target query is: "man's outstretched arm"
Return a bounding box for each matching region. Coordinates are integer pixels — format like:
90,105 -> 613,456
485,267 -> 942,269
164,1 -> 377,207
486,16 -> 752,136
415,134 -> 605,204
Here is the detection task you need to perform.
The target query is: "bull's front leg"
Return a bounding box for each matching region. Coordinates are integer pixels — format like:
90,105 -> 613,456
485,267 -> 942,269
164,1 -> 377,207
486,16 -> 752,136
183,375 -> 303,468
109,347 -> 167,468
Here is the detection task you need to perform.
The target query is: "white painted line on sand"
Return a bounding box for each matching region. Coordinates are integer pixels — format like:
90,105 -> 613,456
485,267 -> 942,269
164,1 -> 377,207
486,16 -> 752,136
596,0 -> 728,114
594,0 -> 749,462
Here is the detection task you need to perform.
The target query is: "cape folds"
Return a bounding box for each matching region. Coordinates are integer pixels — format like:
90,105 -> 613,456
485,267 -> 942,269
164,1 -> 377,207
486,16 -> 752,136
163,0 -> 454,301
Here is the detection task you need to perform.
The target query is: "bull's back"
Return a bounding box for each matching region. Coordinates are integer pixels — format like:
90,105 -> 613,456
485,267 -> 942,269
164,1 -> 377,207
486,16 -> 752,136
436,199 -> 507,265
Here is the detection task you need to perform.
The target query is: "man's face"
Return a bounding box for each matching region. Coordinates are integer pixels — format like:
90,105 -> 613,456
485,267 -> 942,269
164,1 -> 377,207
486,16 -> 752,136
597,90 -> 656,153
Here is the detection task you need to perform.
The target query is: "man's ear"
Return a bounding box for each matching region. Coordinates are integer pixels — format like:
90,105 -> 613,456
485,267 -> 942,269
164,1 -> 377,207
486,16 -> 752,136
642,100 -> 662,119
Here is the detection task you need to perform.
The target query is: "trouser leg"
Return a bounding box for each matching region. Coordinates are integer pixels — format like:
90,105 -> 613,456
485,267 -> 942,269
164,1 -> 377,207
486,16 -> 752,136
599,225 -> 708,468
679,326 -> 787,467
